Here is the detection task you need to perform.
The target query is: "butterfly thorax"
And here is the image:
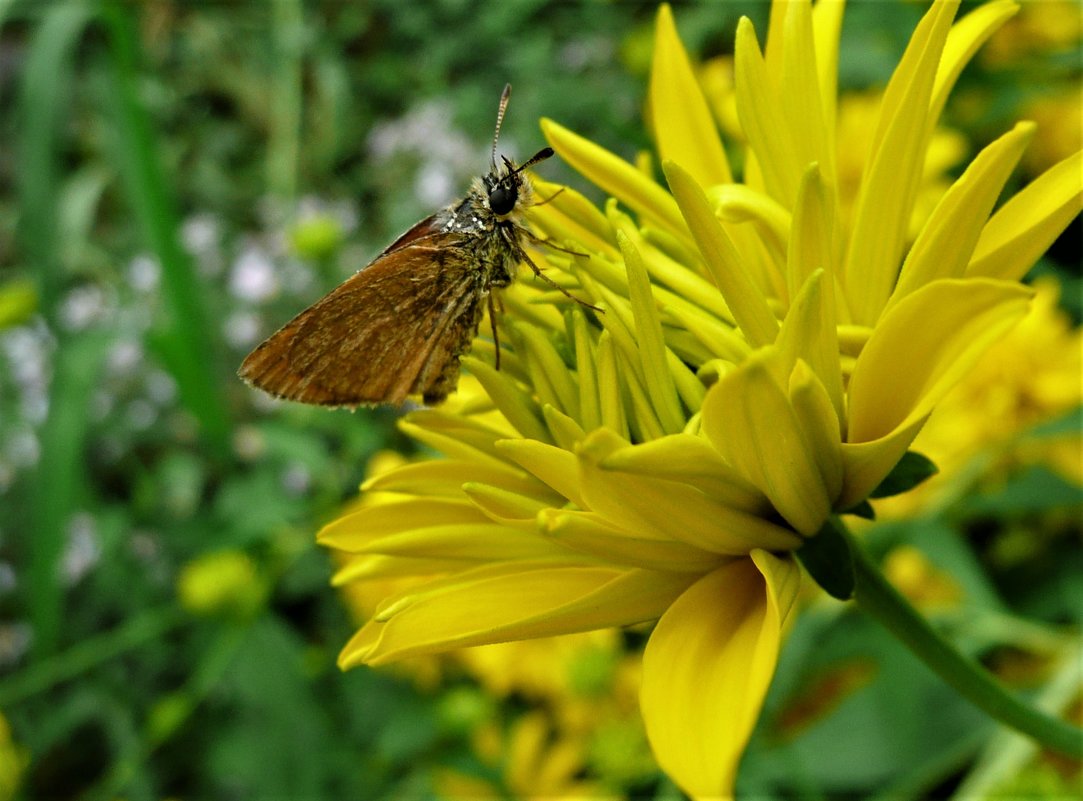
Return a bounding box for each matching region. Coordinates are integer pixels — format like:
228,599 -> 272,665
435,162 -> 533,290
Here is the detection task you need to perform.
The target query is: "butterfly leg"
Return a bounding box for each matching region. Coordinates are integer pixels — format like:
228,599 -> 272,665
488,292 -> 502,370
518,249 -> 602,312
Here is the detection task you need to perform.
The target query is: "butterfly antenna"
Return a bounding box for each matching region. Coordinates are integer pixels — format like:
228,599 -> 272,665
491,84 -> 512,171
513,147 -> 554,176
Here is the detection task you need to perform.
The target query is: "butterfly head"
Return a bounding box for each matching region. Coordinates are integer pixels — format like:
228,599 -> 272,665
484,147 -> 554,219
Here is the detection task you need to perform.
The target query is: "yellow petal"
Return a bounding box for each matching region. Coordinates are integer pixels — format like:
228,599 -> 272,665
345,563 -> 695,667
848,277 -> 1033,444
838,414 -> 929,510
640,551 -> 800,797
700,350 -> 832,536
541,509 -> 728,573
891,122 -> 1035,305
650,4 -> 732,185
463,356 -> 552,445
931,0 -> 1019,126
776,269 -> 844,426
734,16 -> 795,204
360,458 -> 545,500
319,498 -> 486,548
597,432 -> 767,512
495,438 -> 586,508
621,231 -> 686,435
967,150 -> 1083,281
578,427 -> 802,553
542,117 -> 687,236
843,0 -> 960,325
811,0 -> 845,136
664,160 -> 779,347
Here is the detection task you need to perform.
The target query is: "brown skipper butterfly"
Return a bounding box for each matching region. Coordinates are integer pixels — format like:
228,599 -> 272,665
238,84 -> 593,408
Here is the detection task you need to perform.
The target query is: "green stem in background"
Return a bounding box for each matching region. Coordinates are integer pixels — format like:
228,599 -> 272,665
827,516 -> 1083,759
269,0 -> 304,200
0,605 -> 186,707
101,3 -> 232,460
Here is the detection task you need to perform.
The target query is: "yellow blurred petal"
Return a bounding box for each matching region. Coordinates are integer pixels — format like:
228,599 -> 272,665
640,552 -> 800,797
700,350 -> 832,536
650,4 -> 732,185
892,122 -> 1035,304
848,278 -> 1033,443
664,160 -> 779,347
967,149 -> 1083,281
843,0 -> 960,325
542,118 -> 687,236
344,563 -> 695,667
578,427 -> 802,553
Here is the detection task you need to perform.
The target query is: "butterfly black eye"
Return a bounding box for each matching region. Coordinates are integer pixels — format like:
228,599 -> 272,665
488,183 -> 517,216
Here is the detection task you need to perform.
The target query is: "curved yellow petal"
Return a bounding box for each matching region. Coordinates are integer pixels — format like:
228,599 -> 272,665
848,278 -> 1033,444
734,16 -> 794,205
541,508 -> 728,574
650,4 -> 732,185
843,0 -> 960,325
701,349 -> 832,536
542,117 -> 687,236
967,149 -> 1083,281
344,563 -> 694,667
891,121 -> 1035,305
640,551 -> 800,798
665,160 -> 779,347
578,427 -> 802,553
931,0 -> 1018,128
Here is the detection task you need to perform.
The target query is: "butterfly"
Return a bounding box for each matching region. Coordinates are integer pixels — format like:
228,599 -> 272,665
238,84 -> 594,408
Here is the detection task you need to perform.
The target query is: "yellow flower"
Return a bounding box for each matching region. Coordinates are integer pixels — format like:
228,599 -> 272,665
176,549 -> 264,618
323,1 -> 1081,796
0,715 -> 26,801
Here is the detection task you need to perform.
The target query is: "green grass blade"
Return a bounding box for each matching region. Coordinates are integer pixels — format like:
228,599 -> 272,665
100,4 -> 232,458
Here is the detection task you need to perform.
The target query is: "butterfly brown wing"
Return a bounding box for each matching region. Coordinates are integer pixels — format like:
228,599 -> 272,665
238,217 -> 485,406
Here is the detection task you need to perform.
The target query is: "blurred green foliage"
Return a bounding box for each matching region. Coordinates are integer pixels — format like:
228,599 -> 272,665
0,1 -> 1078,799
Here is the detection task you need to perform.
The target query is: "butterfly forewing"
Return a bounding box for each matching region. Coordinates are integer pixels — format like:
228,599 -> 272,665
239,218 -> 484,407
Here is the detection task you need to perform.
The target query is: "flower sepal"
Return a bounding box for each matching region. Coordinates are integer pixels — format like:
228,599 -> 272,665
868,450 -> 939,499
795,516 -> 855,601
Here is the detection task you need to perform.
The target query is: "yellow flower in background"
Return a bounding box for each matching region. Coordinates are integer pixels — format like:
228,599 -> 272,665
323,0 -> 1082,795
176,549 -> 264,618
0,715 -> 26,801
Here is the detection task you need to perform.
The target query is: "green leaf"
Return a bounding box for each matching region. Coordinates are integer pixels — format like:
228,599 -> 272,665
869,450 -> 939,498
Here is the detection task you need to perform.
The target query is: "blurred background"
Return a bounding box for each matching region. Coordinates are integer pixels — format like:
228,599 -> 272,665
0,1 -> 1079,799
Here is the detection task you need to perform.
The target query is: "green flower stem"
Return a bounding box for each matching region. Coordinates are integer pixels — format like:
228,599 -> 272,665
833,516 -> 1083,759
